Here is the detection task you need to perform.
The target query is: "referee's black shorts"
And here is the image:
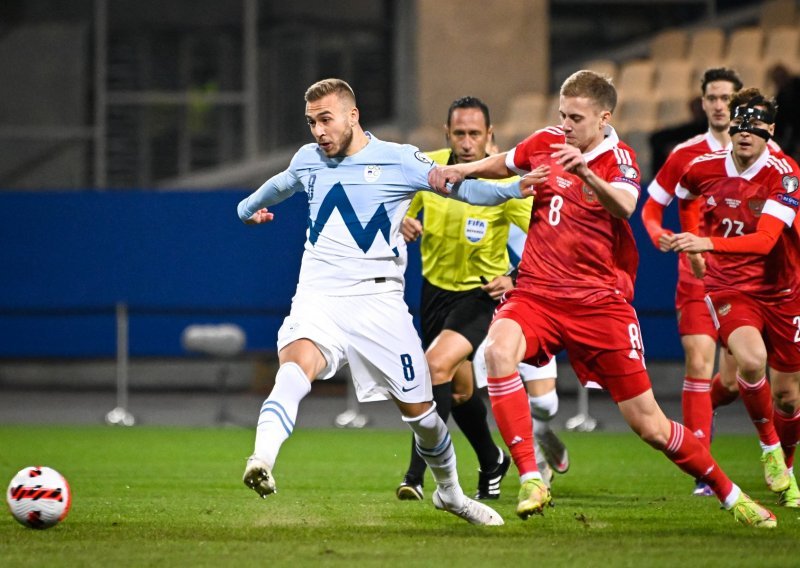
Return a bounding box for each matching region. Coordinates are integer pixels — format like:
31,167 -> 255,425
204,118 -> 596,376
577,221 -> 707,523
420,278 -> 497,357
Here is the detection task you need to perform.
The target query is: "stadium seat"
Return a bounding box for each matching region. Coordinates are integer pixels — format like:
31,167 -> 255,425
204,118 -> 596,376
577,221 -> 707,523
658,97 -> 693,128
736,61 -> 769,92
503,92 -> 547,125
760,0 -> 797,30
583,59 -> 618,81
687,27 -> 725,69
613,98 -> 659,134
763,26 -> 800,70
616,59 -> 656,101
653,60 -> 694,101
495,93 -> 548,150
545,93 -> 562,126
650,29 -> 688,61
725,26 -> 764,65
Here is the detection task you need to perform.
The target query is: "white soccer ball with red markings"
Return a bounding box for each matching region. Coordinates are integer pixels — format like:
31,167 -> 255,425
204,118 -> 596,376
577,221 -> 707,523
7,466 -> 71,529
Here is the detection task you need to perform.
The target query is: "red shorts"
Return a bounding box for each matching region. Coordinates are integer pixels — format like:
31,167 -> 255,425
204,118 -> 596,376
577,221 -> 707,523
706,289 -> 800,373
675,278 -> 718,338
493,289 -> 651,402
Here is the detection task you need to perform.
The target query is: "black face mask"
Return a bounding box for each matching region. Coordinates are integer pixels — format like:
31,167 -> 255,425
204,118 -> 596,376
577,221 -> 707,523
729,97 -> 775,141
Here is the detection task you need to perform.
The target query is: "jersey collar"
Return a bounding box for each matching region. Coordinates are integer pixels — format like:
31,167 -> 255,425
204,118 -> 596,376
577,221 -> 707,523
704,130 -> 730,152
582,125 -> 619,162
724,146 -> 771,180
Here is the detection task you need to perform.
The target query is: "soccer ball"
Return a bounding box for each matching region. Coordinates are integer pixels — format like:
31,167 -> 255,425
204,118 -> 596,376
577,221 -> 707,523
6,466 -> 71,529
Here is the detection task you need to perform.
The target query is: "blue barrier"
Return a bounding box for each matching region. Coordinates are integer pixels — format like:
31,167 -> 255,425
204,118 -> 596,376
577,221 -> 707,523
0,189 -> 682,359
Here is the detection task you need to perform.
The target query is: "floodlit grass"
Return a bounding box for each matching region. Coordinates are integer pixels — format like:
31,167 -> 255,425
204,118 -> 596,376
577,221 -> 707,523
1,425 -> 797,567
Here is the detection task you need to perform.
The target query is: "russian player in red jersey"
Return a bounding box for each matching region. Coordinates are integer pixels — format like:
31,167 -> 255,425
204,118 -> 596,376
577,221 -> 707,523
640,68 -> 743,497
428,70 -> 776,527
672,88 -> 800,508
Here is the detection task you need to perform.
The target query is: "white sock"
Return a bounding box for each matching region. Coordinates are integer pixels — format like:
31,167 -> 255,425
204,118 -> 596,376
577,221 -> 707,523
253,362 -> 311,469
402,403 -> 458,487
529,390 -> 559,422
723,484 -> 742,509
520,471 -> 544,483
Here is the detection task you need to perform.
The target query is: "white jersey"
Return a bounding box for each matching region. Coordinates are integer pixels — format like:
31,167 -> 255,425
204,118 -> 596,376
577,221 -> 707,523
239,133 -> 523,296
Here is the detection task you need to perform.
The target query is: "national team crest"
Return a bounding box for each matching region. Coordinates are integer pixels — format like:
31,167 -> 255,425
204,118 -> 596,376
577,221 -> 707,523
363,165 -> 382,182
465,218 -> 488,243
748,199 -> 765,216
718,303 -> 732,317
582,186 -> 597,203
783,175 -> 799,193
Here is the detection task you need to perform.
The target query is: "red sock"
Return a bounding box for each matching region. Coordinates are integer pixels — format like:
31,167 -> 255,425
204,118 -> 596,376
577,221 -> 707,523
682,376 -> 713,450
710,372 -> 739,409
737,375 -> 780,447
665,420 -> 733,500
487,371 -> 538,476
773,407 -> 800,470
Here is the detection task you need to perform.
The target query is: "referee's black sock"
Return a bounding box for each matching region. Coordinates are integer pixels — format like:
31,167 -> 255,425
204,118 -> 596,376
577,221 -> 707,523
451,392 -> 501,472
404,383 -> 453,483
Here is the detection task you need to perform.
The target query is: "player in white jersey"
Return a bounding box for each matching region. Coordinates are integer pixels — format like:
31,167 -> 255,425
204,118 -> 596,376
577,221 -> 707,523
238,78 -> 544,526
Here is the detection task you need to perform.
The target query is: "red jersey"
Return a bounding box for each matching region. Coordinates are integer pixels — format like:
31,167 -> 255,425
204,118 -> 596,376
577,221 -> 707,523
647,131 -> 727,290
677,148 -> 800,301
506,126 -> 641,303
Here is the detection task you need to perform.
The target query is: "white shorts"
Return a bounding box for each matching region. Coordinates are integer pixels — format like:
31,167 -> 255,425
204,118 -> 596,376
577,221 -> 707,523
472,336 -> 557,390
277,290 -> 432,404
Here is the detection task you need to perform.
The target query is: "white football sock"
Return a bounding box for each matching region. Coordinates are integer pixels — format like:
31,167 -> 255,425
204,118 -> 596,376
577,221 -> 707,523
253,362 -> 311,469
402,403 -> 459,489
529,389 -> 559,422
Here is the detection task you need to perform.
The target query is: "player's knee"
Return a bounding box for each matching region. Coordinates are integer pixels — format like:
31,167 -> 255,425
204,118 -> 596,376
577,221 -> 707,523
734,349 -> 768,378
773,386 -> 800,414
484,341 -> 518,375
427,358 -> 454,386
684,351 -> 712,378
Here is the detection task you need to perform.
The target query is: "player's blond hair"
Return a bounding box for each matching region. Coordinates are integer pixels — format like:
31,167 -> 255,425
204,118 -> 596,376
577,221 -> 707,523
560,70 -> 617,113
305,78 -> 356,107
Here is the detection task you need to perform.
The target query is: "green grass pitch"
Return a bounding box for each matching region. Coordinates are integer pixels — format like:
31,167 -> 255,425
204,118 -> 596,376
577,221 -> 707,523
1,425 -> 798,567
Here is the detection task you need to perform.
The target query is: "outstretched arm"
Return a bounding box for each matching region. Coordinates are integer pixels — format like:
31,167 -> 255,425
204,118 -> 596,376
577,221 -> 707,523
237,169 -> 301,223
428,153 -> 513,193
672,213 -> 786,254
448,166 -> 549,206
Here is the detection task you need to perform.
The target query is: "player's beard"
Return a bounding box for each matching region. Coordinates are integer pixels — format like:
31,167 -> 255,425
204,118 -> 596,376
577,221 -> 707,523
331,125 -> 354,157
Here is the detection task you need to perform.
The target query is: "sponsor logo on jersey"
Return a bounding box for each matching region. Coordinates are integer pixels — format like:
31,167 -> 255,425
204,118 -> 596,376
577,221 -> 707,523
782,175 -> 799,193
414,151 -> 433,165
555,175 -> 574,189
718,303 -> 732,317
465,218 -> 488,243
778,193 -> 799,207
706,195 -> 717,207
618,164 -> 638,179
724,198 -> 741,208
363,165 -> 382,182
748,198 -> 765,216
